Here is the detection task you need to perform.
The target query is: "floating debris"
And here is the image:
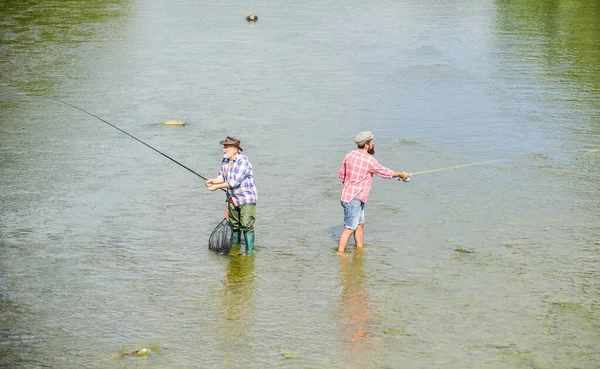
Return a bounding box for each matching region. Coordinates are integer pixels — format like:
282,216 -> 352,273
163,119 -> 185,126
246,13 -> 258,22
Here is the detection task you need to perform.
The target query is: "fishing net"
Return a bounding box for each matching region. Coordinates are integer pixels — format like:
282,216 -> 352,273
208,214 -> 233,255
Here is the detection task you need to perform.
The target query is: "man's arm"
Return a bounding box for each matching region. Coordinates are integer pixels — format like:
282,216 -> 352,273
392,171 -> 411,180
205,174 -> 224,187
370,159 -> 410,180
208,181 -> 231,191
338,161 -> 346,183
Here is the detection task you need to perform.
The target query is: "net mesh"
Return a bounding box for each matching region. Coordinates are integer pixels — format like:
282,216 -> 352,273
208,218 -> 233,255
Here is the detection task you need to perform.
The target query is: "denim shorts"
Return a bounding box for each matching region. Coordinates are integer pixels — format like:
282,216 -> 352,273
341,199 -> 364,230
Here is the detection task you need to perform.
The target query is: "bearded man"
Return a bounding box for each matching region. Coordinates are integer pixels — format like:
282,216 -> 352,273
337,131 -> 410,253
206,136 -> 257,254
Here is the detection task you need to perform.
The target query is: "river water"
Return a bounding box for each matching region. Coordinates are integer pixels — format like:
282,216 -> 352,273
1,0 -> 599,368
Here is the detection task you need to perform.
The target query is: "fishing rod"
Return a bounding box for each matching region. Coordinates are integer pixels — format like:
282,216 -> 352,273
399,159 -> 505,182
50,98 -> 225,191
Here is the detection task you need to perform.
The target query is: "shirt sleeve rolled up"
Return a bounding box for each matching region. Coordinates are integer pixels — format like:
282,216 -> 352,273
369,159 -> 395,179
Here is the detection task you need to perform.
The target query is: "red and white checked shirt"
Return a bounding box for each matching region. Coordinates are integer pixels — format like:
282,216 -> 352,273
338,149 -> 395,203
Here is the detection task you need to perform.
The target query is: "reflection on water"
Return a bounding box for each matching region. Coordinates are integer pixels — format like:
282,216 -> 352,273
217,255 -> 256,360
336,250 -> 375,366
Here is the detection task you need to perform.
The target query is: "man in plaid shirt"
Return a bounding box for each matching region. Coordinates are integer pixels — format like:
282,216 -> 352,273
206,136 -> 258,254
337,131 -> 410,253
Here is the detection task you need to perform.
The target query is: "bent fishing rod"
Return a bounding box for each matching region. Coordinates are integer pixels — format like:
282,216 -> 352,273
50,98 -> 225,191
399,159 -> 506,182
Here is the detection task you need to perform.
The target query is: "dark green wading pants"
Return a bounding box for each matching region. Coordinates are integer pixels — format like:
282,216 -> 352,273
228,202 -> 256,253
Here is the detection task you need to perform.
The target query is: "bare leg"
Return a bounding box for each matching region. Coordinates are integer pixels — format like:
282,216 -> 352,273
337,227 -> 355,253
354,223 -> 364,248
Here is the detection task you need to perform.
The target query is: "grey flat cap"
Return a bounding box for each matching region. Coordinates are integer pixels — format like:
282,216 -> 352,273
355,131 -> 374,145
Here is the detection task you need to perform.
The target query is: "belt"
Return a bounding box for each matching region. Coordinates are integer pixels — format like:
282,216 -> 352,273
229,198 -> 243,208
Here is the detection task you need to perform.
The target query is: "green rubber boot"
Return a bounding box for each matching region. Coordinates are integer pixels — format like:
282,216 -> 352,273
243,231 -> 255,254
233,230 -> 241,245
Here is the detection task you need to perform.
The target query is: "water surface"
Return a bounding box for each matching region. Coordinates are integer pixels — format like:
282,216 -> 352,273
1,0 -> 599,368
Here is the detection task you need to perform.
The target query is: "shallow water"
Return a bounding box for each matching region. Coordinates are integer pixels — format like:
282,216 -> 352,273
1,0 -> 599,368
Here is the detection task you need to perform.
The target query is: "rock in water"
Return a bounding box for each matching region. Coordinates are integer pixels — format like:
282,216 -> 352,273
163,120 -> 185,126
134,348 -> 151,356
121,348 -> 151,358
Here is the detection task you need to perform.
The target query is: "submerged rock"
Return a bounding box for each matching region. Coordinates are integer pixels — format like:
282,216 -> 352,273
454,247 -> 474,254
121,348 -> 151,358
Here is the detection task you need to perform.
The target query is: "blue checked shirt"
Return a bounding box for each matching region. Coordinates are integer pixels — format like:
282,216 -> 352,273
219,154 -> 258,206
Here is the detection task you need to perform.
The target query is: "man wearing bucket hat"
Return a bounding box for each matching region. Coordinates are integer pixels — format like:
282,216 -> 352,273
206,136 -> 258,254
337,131 -> 410,253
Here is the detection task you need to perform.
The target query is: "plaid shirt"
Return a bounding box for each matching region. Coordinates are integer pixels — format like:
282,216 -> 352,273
220,154 -> 257,206
338,149 -> 394,203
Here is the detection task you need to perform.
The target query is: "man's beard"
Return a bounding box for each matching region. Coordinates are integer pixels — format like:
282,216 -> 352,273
368,145 -> 375,155
223,152 -> 233,159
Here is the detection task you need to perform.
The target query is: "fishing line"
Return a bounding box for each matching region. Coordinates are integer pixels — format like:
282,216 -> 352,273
50,98 -> 224,190
399,159 -> 506,182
